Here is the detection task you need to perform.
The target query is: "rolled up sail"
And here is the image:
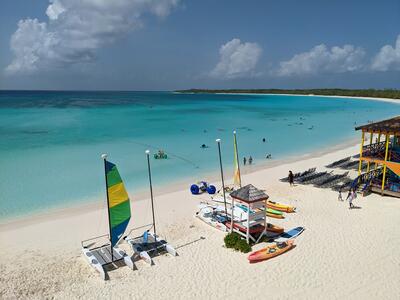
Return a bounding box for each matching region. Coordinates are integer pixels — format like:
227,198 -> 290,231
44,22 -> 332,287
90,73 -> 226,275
233,132 -> 241,187
105,160 -> 131,247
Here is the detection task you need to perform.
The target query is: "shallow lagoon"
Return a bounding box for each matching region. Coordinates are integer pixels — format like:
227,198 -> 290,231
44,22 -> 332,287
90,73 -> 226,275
0,91 -> 398,218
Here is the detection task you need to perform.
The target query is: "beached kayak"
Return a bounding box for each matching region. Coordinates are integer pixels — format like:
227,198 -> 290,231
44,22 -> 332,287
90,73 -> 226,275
266,207 -> 283,215
248,240 -> 294,263
275,227 -> 304,243
267,200 -> 296,213
266,212 -> 285,219
266,223 -> 284,234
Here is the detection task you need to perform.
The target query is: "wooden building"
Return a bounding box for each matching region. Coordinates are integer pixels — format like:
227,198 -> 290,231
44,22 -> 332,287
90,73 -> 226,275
355,116 -> 400,197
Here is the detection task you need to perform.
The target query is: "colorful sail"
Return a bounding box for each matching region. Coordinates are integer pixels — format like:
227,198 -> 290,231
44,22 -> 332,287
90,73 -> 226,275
105,160 -> 131,247
233,132 -> 241,187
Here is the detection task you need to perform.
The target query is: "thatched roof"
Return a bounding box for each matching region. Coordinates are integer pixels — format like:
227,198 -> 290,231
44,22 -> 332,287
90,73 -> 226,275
355,116 -> 400,134
229,184 -> 269,203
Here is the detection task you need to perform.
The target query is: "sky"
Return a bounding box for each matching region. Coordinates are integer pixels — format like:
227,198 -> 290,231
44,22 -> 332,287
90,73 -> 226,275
0,0 -> 399,91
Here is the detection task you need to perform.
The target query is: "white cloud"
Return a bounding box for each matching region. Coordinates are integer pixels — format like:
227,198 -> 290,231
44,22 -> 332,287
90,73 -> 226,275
371,35 -> 400,71
277,44 -> 366,76
210,38 -> 262,79
5,0 -> 179,75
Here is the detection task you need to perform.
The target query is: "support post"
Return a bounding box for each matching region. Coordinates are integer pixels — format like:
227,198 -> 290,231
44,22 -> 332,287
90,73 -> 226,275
367,132 -> 373,173
247,203 -> 250,244
216,139 -> 228,218
101,153 -> 114,262
230,197 -> 234,233
145,150 -> 157,240
375,133 -> 381,170
358,131 -> 365,176
381,134 -> 390,194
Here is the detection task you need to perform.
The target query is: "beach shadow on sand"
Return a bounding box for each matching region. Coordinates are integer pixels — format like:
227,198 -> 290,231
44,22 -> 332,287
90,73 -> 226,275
350,206 -> 362,210
175,236 -> 206,250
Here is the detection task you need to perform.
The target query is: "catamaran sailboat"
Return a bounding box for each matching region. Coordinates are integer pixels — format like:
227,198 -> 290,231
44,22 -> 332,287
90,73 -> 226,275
124,150 -> 177,265
81,154 -> 135,280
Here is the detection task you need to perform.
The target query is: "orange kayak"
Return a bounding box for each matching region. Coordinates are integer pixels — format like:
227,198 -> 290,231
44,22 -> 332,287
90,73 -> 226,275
266,212 -> 285,219
267,200 -> 296,213
248,240 -> 294,263
266,223 -> 284,234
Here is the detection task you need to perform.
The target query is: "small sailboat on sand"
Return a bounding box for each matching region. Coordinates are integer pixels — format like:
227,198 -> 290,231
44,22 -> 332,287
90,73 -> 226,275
124,150 -> 177,265
81,154 -> 135,280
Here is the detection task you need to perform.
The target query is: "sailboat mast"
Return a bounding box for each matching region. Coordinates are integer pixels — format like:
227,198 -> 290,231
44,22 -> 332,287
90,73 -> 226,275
102,154 -> 114,262
146,150 -> 157,239
216,139 -> 228,218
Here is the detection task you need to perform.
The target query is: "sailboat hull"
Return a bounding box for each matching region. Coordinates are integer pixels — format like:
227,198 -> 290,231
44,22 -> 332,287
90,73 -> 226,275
82,245 -> 135,280
82,247 -> 106,280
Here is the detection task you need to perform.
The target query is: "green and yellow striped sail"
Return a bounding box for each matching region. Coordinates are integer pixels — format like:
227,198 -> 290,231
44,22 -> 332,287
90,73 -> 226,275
105,160 -> 131,247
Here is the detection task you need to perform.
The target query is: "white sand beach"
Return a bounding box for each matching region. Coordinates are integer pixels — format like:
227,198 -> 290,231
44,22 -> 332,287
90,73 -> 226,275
1,141 -> 399,300
1,0 -> 399,297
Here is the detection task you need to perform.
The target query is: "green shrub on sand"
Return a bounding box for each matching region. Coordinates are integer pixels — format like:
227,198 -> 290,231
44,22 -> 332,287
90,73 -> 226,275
224,232 -> 252,253
234,239 -> 252,253
224,232 -> 240,248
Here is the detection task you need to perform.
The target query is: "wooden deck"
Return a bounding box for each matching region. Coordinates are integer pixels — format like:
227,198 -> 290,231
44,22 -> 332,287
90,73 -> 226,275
370,186 -> 400,198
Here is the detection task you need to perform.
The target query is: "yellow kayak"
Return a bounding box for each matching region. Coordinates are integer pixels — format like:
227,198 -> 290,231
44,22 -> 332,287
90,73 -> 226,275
267,200 -> 296,213
266,212 -> 285,219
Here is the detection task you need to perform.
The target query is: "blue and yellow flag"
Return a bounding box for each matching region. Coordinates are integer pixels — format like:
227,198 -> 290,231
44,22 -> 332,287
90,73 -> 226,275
105,160 -> 131,247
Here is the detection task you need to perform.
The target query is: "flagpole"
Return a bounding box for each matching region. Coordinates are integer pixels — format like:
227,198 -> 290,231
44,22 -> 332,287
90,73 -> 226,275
101,153 -> 113,262
216,139 -> 228,218
233,130 -> 242,188
146,150 -> 157,241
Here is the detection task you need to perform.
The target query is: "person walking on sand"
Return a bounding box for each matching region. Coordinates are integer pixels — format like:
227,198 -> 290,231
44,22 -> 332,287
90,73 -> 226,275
243,157 -> 247,165
288,171 -> 294,186
248,156 -> 253,165
351,189 -> 357,206
347,189 -> 355,209
338,189 -> 343,201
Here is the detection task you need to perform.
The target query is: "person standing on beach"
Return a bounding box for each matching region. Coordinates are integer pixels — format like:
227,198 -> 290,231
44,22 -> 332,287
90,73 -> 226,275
288,171 -> 294,186
249,156 -> 253,165
351,189 -> 357,207
243,157 -> 247,165
338,189 -> 343,201
347,190 -> 355,209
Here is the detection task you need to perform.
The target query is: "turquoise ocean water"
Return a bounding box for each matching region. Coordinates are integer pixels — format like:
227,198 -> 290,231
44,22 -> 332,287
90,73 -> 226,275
0,91 -> 398,220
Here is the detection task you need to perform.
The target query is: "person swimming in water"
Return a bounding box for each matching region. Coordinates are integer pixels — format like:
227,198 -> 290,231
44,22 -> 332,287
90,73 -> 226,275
200,144 -> 208,149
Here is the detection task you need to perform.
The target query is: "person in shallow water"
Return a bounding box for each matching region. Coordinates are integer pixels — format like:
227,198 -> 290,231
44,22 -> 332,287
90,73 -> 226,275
200,144 -> 208,149
288,171 -> 294,186
249,156 -> 253,164
262,138 -> 266,142
243,157 -> 247,165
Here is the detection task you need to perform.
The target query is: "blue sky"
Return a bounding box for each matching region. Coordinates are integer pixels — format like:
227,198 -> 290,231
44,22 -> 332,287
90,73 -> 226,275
0,0 -> 399,90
